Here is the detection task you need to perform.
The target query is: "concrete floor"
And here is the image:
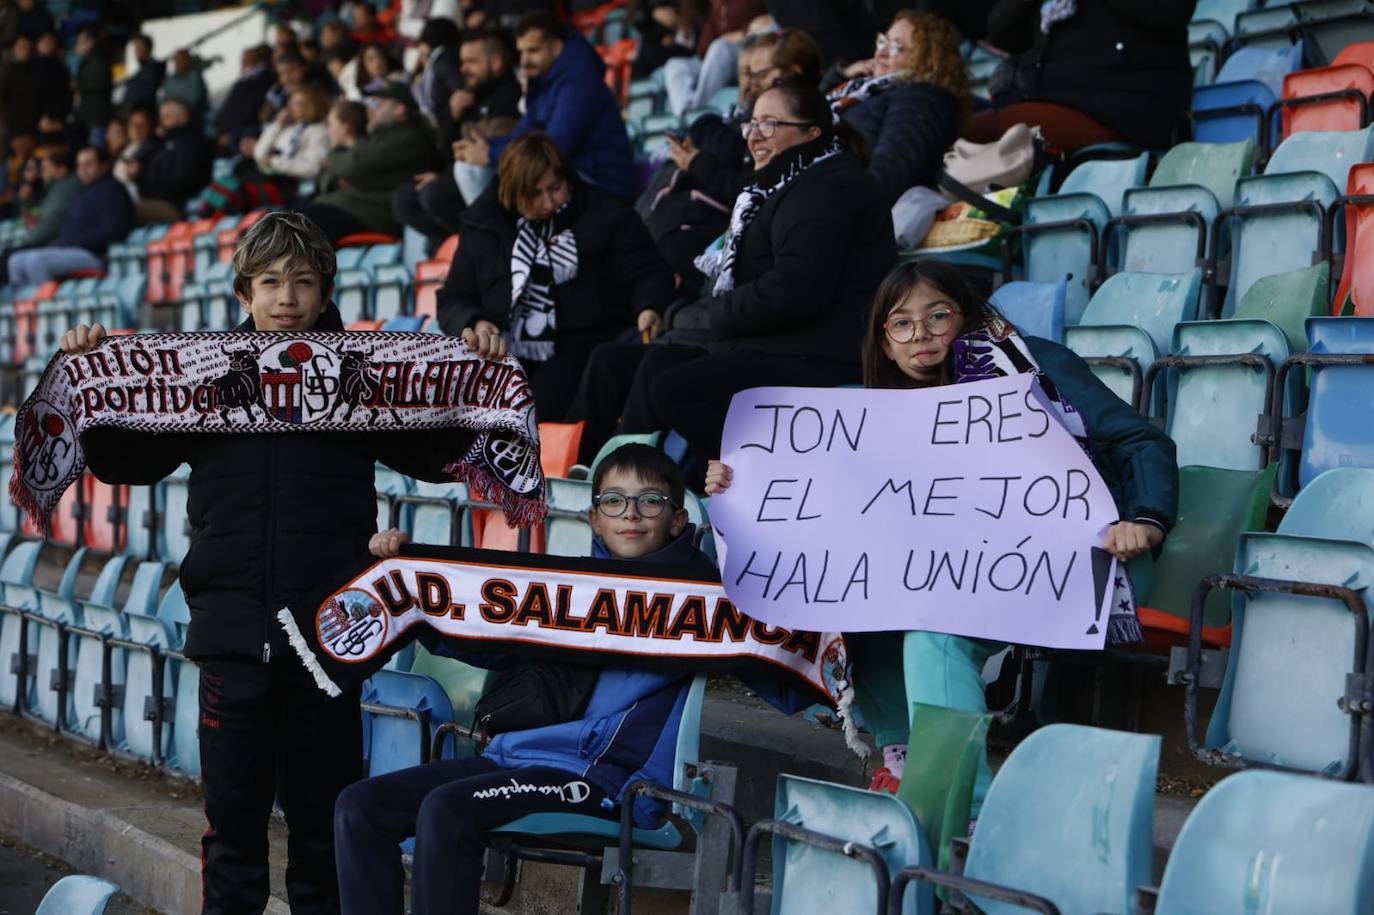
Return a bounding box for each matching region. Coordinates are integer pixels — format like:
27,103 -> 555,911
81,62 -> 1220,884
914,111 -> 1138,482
0,832 -> 151,915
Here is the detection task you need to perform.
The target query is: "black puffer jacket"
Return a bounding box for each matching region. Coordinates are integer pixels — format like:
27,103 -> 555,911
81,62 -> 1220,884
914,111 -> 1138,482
708,140 -> 896,364
841,82 -> 962,206
82,306 -> 473,661
435,179 -> 675,340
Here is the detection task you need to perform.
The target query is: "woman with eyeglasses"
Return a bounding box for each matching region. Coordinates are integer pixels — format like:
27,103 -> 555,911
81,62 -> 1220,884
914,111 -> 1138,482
567,79 -> 896,466
706,258 -> 1178,809
822,10 -> 966,207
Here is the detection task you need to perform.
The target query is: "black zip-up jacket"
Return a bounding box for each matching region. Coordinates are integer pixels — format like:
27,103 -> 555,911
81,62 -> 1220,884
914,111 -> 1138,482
82,305 -> 476,661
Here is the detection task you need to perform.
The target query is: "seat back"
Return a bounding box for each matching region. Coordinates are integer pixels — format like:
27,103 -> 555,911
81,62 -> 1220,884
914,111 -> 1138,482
1226,171 -> 1338,314
1193,80 -> 1278,147
1057,153 -> 1151,216
1156,770 -> 1374,915
1278,465 -> 1374,544
406,644 -> 494,746
538,422 -> 586,479
1217,42 -> 1305,95
1080,269 -> 1202,355
964,724 -> 1160,915
361,668 -> 456,776
34,875 -> 120,915
1263,125 -> 1374,188
1333,38 -> 1374,69
1281,64 -> 1374,136
122,561 -> 168,617
1119,184 -> 1219,275
158,465 -> 191,561
895,702 -> 991,874
544,477 -> 594,558
1150,141 -> 1255,208
772,773 -> 933,915
1338,163 -> 1374,314
1298,316 -> 1374,489
1232,261 -> 1329,353
988,277 -> 1066,343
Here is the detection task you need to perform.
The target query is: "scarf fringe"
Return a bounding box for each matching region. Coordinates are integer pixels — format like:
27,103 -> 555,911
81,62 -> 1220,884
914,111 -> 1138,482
447,462 -> 549,529
1107,612 -> 1143,645
278,607 -> 344,698
834,677 -> 872,760
7,448 -> 48,537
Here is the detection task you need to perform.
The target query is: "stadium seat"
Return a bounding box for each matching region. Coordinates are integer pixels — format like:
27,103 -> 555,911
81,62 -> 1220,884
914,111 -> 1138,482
543,477 -> 594,558
895,702 -> 991,874
408,645 -> 493,758
1264,123 -> 1374,189
1334,162 -> 1374,314
169,655 -> 200,778
1192,466 -> 1374,776
0,414 -> 18,532
380,315 -> 425,332
1151,770 -> 1374,914
194,214 -> 240,277
78,472 -> 125,552
217,209 -> 267,263
1064,268 -> 1202,407
361,668 -> 456,776
34,874 -> 120,915
987,277 -> 1067,343
639,112 -> 684,160
158,465 -> 191,562
397,479 -> 470,547
539,422 -> 586,479
1193,43 -> 1304,153
743,772 -> 933,915
1020,153 -> 1151,321
1280,63 -> 1374,136
68,554 -> 132,744
956,724 -> 1159,915
26,549 -> 89,727
118,562 -> 174,762
124,483 -> 160,561
0,541 -> 43,710
374,464 -> 412,531
413,235 -> 459,320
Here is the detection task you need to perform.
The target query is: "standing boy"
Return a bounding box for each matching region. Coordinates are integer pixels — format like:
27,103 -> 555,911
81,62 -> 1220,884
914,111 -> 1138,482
59,211 -> 475,915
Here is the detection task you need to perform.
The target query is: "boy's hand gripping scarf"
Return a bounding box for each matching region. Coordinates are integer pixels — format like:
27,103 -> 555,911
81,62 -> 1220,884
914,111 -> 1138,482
11,332 -> 547,532
277,545 -> 857,735
953,320 -> 1142,644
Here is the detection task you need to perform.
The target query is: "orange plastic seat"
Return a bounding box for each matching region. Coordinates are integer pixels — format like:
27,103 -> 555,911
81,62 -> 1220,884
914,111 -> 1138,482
1333,40 -> 1374,71
33,280 -> 60,301
13,297 -> 37,364
1337,163 -> 1374,314
80,473 -> 126,551
572,0 -> 627,37
166,217 -> 217,300
433,233 -> 460,263
56,267 -> 105,280
336,231 -> 399,248
146,221 -> 197,304
413,236 -> 459,320
1280,64 -> 1374,137
538,422 -> 585,479
217,210 -> 266,262
347,319 -> 384,331
1135,606 -> 1233,651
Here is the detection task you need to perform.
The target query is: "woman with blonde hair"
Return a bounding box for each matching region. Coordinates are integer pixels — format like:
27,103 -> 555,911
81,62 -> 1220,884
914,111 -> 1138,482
825,10 -> 966,206
253,84 -> 331,183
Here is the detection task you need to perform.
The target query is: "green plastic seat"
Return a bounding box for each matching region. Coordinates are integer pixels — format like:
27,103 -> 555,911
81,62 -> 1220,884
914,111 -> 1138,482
895,702 -> 991,876
587,432 -> 663,481
406,644 -> 494,757
544,476 -> 595,558
1139,465 -> 1275,638
1231,261 -> 1328,354
1150,139 -> 1255,206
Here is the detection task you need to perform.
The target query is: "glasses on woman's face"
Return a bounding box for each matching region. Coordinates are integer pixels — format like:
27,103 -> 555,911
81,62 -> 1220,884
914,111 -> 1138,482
593,491 -> 675,518
875,33 -> 907,56
741,117 -> 814,139
883,307 -> 960,343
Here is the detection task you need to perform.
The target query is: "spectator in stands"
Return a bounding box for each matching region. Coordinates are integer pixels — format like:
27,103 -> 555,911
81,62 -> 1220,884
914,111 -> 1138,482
35,110 -> 72,154
7,146 -> 131,283
415,18 -> 463,137
631,0 -> 696,80
32,31 -> 70,124
348,0 -> 397,47
120,33 -> 164,116
215,45 -> 275,156
0,146 -> 77,281
395,0 -> 463,42
822,10 -> 965,206
437,132 -> 674,422
104,115 -> 127,161
0,34 -> 39,153
131,97 -> 213,224
662,0 -> 768,117
655,27 -> 822,296
319,19 -> 356,59
301,83 -> 438,241
252,84 -> 332,189
334,444 -> 719,915
964,0 -> 1193,151
393,29 -> 521,248
353,41 -> 403,98
11,0 -> 52,42
263,47 -> 334,126
322,47 -> 358,101
568,80 -> 896,463
327,97 -> 366,149
705,258 -> 1179,802
63,211 -> 475,915
452,11 -> 635,202
159,48 -> 210,125
113,105 -> 156,199
73,28 -> 113,148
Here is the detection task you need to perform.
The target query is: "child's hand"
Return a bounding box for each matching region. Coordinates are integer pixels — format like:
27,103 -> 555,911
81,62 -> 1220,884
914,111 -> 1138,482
704,460 -> 733,495
461,320 -> 508,360
1103,521 -> 1163,562
60,323 -> 106,355
369,528 -> 410,558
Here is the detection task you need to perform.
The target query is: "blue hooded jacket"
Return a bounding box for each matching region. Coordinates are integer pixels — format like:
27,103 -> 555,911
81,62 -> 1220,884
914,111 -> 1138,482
487,34 -> 635,201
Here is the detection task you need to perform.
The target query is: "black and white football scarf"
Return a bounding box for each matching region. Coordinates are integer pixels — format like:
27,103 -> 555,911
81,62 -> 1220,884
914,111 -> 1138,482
825,71 -> 900,114
509,208 -> 578,362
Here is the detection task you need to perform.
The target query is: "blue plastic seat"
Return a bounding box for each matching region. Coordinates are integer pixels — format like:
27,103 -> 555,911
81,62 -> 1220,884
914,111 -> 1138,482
361,668 -> 456,777
158,464 -> 191,561
1263,125 -> 1374,189
1154,769 -> 1374,915
380,315 -> 425,332
68,555 -> 132,744
958,724 -> 1159,914
373,263 -> 411,321
27,549 -> 89,726
34,874 -> 120,915
1202,467 -> 1374,775
1066,269 -> 1202,407
0,541 -> 44,709
1292,317 -> 1374,491
988,277 -> 1067,343
120,562 -> 173,761
125,482 -> 160,560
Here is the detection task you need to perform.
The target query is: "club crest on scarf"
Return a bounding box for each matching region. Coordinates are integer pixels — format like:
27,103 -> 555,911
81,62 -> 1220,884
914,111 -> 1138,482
318,588 -> 390,662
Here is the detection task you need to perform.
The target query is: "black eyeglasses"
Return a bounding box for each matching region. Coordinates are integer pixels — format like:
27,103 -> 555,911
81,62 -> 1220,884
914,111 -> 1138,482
741,117 -> 815,139
593,491 -> 675,518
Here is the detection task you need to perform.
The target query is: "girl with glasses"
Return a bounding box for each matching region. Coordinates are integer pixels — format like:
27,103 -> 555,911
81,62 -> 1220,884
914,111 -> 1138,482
707,259 -> 1178,807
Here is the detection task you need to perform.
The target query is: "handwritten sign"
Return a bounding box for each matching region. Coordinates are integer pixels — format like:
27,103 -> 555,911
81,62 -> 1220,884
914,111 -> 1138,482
712,376 -> 1118,650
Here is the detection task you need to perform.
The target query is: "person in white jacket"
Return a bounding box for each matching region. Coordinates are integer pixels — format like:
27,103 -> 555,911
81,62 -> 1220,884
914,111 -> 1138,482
253,85 -> 331,182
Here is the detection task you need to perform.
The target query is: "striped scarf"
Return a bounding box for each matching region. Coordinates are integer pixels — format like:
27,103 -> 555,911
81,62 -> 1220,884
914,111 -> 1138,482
825,71 -> 900,115
508,205 -> 578,362
695,137 -> 843,295
953,320 -> 1142,645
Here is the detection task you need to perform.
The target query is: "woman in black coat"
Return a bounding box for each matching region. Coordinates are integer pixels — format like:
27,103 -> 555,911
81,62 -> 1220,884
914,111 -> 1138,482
965,0 -> 1195,151
436,131 -> 675,422
568,79 -> 897,464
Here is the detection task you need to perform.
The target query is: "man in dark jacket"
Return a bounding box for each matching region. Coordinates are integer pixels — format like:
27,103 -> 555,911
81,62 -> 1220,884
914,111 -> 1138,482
416,17 -> 464,143
6,146 -> 132,283
0,34 -> 40,150
120,33 -> 164,116
62,211 -> 478,915
73,28 -> 113,147
32,30 -> 70,124
393,29 -> 522,247
214,45 -> 275,156
301,83 -> 439,242
132,97 -> 213,223
452,11 -> 635,201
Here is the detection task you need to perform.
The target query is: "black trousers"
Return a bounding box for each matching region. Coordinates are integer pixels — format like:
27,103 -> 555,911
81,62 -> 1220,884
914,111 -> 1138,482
198,656 -> 362,915
334,756 -> 613,915
296,203 -> 372,244
391,172 -> 466,249
522,337 -> 603,424
568,342 -> 862,464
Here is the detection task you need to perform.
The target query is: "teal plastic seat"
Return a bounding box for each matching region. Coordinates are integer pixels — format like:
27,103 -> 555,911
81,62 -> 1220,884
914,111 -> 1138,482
491,674 -> 708,851
124,482 -> 159,560
544,477 -> 595,558
963,724 -> 1160,915
767,773 -> 933,915
0,540 -> 44,709
1222,171 -> 1338,316
988,277 -> 1067,343
34,874 -> 120,915
1263,124 -> 1374,188
158,464 -> 191,561
375,464 -> 412,531
398,479 -> 470,547
170,660 -> 200,777
69,555 -> 132,743
28,549 -> 89,725
407,645 -> 493,758
1066,269 -> 1202,406
372,263 -> 412,321
120,563 -> 174,761
1204,468 -> 1374,774
1155,770 -> 1374,915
